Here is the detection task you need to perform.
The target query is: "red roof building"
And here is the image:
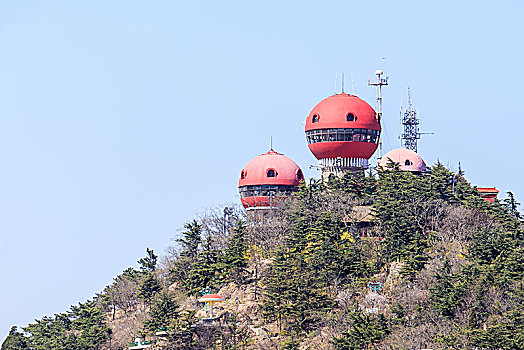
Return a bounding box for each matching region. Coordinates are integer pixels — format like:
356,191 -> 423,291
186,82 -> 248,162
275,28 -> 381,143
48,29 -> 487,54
305,93 -> 380,180
238,149 -> 303,210
477,187 -> 499,203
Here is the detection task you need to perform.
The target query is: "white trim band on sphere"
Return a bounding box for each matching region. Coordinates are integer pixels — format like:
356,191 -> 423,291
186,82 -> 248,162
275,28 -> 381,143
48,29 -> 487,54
318,157 -> 369,169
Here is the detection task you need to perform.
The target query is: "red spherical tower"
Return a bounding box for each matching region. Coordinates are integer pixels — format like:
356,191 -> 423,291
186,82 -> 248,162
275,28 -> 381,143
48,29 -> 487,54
304,92 -> 381,180
379,147 -> 427,173
238,149 -> 303,210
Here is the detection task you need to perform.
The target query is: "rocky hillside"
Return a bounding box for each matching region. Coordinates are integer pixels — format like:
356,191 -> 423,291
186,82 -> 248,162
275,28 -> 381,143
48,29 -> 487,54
3,163 -> 523,349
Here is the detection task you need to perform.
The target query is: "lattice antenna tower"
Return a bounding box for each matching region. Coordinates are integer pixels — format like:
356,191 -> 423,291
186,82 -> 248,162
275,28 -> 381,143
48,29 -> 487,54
400,88 -> 432,152
368,70 -> 389,160
401,88 -> 420,151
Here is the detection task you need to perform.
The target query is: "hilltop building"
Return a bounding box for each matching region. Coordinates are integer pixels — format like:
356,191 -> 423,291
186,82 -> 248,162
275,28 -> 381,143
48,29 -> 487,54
237,71 -> 501,209
477,187 -> 499,203
304,92 -> 381,181
379,147 -> 427,174
238,149 -> 303,211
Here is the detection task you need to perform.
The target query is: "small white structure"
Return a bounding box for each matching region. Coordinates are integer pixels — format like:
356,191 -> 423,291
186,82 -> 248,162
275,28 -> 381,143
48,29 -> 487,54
128,337 -> 154,349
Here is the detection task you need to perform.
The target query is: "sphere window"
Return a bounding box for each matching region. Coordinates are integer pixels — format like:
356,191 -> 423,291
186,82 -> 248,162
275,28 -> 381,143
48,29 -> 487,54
312,114 -> 319,123
296,169 -> 303,180
346,113 -> 357,121
405,160 -> 413,166
305,128 -> 380,145
239,184 -> 298,198
267,169 -> 276,177
241,171 -> 246,179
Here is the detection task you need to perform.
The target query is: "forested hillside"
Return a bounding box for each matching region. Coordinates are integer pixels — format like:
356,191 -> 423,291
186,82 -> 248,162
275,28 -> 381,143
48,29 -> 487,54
3,163 -> 523,349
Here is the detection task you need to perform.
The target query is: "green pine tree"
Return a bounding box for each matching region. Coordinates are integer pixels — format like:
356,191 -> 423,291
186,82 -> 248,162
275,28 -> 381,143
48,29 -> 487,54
138,248 -> 158,272
138,272 -> 161,305
1,327 -> 29,350
170,220 -> 203,284
332,310 -> 390,350
143,291 -> 179,332
184,235 -> 220,296
220,221 -> 248,284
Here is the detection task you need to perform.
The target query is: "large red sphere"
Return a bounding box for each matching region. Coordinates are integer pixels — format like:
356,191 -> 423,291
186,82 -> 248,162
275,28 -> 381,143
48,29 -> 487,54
305,93 -> 381,160
238,149 -> 303,209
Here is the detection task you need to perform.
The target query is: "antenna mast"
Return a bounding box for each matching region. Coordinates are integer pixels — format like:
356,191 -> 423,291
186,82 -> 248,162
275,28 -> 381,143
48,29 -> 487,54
368,70 -> 389,160
400,87 -> 432,152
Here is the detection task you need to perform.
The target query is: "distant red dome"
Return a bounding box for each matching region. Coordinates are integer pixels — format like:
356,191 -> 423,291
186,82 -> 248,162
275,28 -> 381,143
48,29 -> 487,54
305,93 -> 381,160
379,148 -> 427,173
238,149 -> 303,209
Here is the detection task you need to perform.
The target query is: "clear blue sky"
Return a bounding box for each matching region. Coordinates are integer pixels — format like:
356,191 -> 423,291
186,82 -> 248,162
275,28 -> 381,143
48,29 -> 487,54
1,0 -> 522,341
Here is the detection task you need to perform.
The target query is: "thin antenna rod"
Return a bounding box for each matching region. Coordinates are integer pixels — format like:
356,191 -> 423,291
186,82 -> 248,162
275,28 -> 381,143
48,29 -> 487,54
368,69 -> 389,160
270,136 -> 273,150
351,73 -> 355,95
399,94 -> 403,147
341,72 -> 345,93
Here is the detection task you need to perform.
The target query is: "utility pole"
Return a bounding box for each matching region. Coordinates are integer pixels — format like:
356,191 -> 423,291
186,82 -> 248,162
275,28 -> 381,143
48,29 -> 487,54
368,70 -> 389,160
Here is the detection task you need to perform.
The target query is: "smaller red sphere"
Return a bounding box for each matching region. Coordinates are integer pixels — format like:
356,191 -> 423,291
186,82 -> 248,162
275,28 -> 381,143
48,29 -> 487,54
238,149 -> 303,209
379,148 -> 427,173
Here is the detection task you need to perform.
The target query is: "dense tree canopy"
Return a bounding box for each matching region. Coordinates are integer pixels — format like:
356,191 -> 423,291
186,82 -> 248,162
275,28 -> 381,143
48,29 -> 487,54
3,162 -> 523,349
2,302 -> 109,350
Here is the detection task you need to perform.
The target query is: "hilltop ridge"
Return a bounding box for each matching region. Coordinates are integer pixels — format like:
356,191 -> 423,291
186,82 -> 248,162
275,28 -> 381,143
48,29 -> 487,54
2,163 -> 523,350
